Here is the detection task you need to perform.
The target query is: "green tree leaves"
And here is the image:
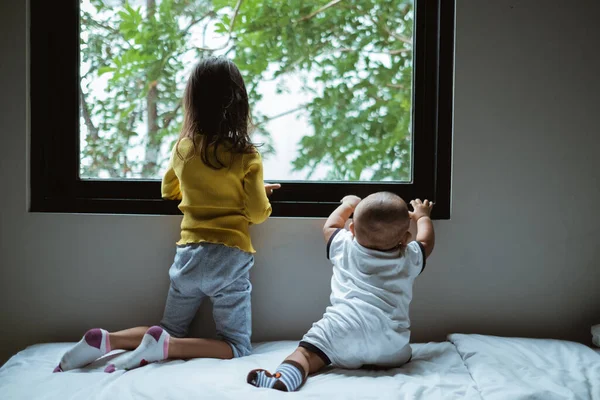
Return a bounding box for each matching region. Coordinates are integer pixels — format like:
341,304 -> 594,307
80,0 -> 413,181
226,0 -> 414,180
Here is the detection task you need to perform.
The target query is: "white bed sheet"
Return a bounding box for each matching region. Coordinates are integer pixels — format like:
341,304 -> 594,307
0,340 -> 479,400
449,334 -> 600,400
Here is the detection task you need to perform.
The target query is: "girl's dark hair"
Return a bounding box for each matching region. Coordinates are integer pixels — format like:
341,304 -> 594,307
178,56 -> 255,168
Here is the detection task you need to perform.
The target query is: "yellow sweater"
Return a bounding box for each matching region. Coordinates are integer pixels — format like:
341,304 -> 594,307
161,138 -> 272,253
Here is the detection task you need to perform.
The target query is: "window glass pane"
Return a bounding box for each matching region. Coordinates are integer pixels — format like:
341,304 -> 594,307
79,0 -> 414,181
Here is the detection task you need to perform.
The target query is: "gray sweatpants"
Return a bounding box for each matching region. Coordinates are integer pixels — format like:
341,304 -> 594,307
160,242 -> 254,358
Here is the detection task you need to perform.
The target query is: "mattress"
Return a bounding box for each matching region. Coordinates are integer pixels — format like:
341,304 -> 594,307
448,334 -> 600,400
1,335 -> 598,400
0,340 -> 479,400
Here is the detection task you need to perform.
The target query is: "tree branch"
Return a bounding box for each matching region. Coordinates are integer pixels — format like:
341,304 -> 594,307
194,1 -> 243,52
334,47 -> 410,56
229,0 -> 243,32
195,43 -> 230,52
79,84 -> 99,140
81,15 -> 134,52
81,15 -> 122,36
255,106 -> 306,127
183,10 -> 216,36
79,83 -> 123,177
297,0 -> 344,22
224,44 -> 237,56
388,48 -> 411,55
386,83 -> 405,89
382,25 -> 412,45
162,102 -> 182,130
358,9 -> 413,46
202,20 -> 210,47
146,0 -> 156,19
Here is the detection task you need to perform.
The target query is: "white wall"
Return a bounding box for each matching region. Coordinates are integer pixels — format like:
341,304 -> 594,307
1,0 -> 599,363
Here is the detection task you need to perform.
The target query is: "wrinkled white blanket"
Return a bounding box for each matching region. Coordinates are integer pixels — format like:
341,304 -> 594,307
0,340 -> 478,400
1,335 -> 598,400
449,334 -> 600,400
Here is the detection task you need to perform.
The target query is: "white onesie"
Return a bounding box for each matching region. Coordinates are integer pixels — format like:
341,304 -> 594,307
301,228 -> 425,369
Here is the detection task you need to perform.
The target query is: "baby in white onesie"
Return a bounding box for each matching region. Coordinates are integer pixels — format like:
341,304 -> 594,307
248,192 -> 436,392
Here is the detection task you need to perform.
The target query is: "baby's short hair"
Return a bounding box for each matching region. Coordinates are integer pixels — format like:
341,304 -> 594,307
353,192 -> 410,251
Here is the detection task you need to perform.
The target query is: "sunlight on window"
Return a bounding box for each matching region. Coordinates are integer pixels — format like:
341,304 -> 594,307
79,0 -> 414,182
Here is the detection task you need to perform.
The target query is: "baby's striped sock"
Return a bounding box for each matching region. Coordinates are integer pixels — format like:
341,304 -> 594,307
54,328 -> 111,372
104,326 -> 170,372
247,361 -> 306,392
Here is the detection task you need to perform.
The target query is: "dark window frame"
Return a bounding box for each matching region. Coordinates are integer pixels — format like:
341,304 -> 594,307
30,0 -> 454,218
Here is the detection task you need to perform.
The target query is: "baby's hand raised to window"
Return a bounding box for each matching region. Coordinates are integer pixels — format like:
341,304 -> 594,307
410,199 -> 434,220
341,195 -> 362,209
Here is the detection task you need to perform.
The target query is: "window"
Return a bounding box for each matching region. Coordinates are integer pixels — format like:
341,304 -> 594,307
31,0 -> 454,218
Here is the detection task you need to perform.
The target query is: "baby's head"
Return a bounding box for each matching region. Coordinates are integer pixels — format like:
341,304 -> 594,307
350,192 -> 411,251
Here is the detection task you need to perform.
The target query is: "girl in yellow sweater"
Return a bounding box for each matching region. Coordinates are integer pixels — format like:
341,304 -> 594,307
54,57 -> 279,373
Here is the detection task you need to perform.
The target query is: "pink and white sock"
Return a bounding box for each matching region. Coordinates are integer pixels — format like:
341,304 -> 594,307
54,328 -> 111,372
104,326 -> 170,373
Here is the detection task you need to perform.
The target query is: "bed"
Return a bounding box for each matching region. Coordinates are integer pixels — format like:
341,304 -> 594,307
1,334 -> 598,399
